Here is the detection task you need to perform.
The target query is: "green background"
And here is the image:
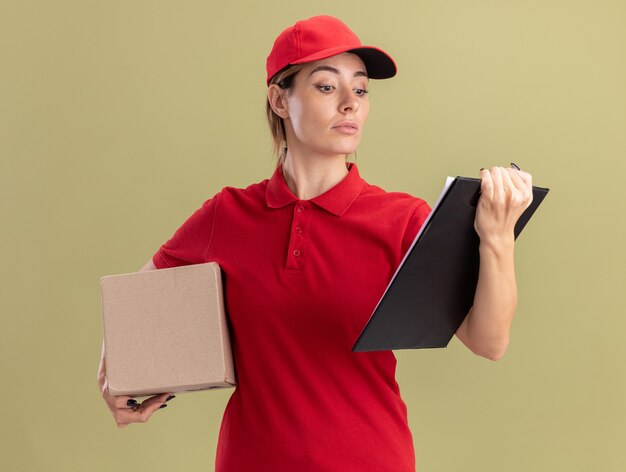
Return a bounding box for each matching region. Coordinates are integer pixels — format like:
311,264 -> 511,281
1,0 -> 624,470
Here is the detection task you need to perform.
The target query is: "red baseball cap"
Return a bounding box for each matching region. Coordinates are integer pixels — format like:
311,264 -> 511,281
266,15 -> 397,86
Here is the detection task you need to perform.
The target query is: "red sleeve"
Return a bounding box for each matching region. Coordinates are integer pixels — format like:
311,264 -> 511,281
152,192 -> 220,269
400,200 -> 431,258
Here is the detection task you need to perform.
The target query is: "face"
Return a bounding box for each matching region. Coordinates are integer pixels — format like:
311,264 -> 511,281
270,52 -> 370,160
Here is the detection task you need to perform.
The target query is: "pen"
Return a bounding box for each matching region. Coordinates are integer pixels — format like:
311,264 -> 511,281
510,162 -> 521,171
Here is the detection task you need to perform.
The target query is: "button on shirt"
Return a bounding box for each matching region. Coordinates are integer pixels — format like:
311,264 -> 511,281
152,162 -> 431,472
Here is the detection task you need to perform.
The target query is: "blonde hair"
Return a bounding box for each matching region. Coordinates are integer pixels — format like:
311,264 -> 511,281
265,64 -> 357,169
265,64 -> 304,168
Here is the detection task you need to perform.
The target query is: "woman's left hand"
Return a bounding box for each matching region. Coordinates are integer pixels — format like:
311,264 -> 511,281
474,165 -> 534,246
456,165 -> 533,360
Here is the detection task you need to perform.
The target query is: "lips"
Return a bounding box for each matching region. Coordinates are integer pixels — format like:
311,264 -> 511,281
333,120 -> 358,130
332,121 -> 359,135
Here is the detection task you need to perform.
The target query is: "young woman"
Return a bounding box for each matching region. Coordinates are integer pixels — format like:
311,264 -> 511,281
98,15 -> 533,471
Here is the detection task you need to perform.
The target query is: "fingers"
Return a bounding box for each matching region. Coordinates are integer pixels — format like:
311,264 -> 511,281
491,166 -> 505,198
501,166 -> 516,194
136,392 -> 173,410
480,167 -> 506,200
505,167 -> 525,190
102,389 -> 176,428
115,395 -> 168,425
506,164 -> 533,188
479,168 -> 493,200
515,168 -> 533,187
98,340 -> 175,428
480,165 -> 533,191
111,392 -> 174,429
110,394 -> 138,410
476,164 -> 535,241
100,384 -> 134,410
479,165 -> 534,209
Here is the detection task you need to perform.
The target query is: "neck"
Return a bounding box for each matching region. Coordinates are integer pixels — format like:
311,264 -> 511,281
281,152 -> 350,200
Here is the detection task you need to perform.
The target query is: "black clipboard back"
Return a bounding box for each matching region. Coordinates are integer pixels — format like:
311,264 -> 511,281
352,176 -> 549,352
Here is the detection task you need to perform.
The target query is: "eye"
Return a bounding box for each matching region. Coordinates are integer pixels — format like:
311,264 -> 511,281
354,88 -> 369,96
317,85 -> 335,93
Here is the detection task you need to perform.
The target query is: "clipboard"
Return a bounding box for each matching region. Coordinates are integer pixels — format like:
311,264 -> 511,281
352,176 -> 549,352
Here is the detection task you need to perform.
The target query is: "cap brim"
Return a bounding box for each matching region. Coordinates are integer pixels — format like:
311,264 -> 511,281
348,47 -> 397,79
290,45 -> 397,80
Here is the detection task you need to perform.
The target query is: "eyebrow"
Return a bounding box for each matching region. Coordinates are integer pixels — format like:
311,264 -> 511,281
308,65 -> 369,79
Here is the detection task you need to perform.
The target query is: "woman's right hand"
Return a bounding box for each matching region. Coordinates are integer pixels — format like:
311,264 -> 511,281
97,341 -> 174,428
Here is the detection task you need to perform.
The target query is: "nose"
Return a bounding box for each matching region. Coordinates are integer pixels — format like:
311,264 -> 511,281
338,87 -> 359,114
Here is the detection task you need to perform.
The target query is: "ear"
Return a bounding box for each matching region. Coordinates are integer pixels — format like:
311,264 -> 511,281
267,84 -> 290,119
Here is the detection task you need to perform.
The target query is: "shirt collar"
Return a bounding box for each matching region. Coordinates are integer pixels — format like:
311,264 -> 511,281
266,162 -> 366,217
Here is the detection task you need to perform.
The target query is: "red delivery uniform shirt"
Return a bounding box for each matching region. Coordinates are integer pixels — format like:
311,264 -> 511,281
152,162 -> 431,471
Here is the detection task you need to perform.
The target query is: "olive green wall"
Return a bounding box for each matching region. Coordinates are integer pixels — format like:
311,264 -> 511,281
1,1 -> 624,470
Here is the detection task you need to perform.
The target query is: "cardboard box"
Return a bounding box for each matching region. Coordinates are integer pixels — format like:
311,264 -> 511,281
100,262 -> 236,397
